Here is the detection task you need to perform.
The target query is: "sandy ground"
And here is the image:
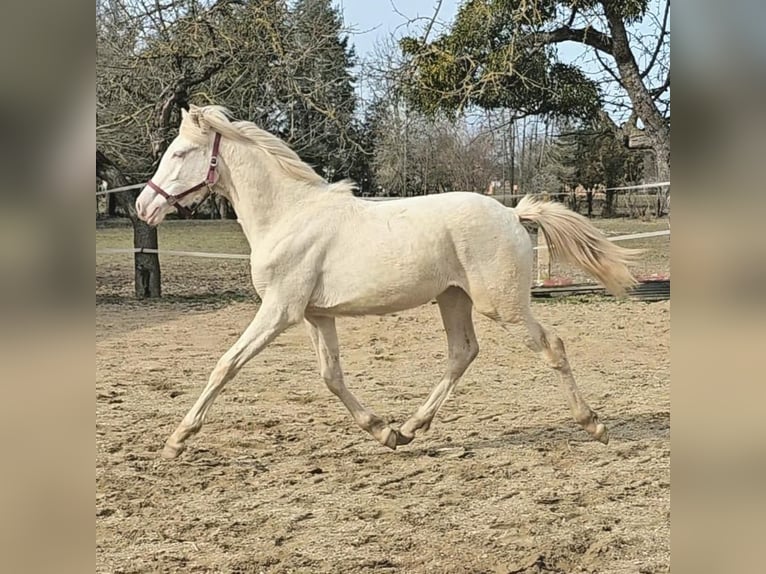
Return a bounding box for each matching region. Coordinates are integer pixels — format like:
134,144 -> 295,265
97,294 -> 669,573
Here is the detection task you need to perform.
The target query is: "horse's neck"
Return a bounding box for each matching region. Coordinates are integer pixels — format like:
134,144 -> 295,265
221,147 -> 310,245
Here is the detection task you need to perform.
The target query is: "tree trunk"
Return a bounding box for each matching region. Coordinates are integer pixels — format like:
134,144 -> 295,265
97,150 -> 161,298
133,221 -> 161,297
108,193 -> 118,217
214,195 -> 237,219
603,2 -> 670,208
509,119 -> 515,200
651,137 -> 671,216
519,117 -> 526,191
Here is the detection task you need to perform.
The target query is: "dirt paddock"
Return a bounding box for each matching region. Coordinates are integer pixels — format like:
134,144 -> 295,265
97,296 -> 669,573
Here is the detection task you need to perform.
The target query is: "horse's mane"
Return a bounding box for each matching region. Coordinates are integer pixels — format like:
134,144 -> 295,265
187,105 -> 355,194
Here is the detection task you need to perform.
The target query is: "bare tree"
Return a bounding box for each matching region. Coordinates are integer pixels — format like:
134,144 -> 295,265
97,0 -> 362,295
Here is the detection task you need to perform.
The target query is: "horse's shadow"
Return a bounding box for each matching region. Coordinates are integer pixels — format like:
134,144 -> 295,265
400,410 -> 669,457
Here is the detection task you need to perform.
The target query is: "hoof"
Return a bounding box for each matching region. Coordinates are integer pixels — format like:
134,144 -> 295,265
395,430 -> 414,446
379,427 -> 398,450
161,442 -> 185,459
379,427 -> 415,449
593,423 -> 609,445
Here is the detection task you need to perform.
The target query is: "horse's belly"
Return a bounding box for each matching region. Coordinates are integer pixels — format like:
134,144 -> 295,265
309,271 -> 450,316
314,293 -> 438,316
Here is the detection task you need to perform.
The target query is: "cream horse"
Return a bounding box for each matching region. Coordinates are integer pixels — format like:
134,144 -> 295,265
136,105 -> 637,459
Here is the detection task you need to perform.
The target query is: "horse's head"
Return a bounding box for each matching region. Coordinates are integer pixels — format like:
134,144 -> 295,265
136,106 -> 220,225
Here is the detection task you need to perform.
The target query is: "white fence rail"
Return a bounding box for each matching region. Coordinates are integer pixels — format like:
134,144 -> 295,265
96,181 -> 670,197
97,247 -> 249,260
96,229 -> 669,260
96,183 -> 144,196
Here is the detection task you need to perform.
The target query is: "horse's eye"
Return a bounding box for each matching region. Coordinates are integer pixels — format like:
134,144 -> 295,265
172,150 -> 188,159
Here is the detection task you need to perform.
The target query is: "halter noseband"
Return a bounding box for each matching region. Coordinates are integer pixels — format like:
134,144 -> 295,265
146,132 -> 222,219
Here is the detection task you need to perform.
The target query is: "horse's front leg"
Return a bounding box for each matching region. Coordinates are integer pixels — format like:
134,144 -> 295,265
305,315 -> 401,449
162,299 -> 299,459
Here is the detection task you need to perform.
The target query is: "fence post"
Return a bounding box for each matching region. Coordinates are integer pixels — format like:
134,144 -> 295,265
537,229 -> 550,283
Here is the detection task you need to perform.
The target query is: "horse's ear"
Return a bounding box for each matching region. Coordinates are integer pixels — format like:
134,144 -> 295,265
180,108 -> 189,121
189,108 -> 202,128
190,108 -> 211,134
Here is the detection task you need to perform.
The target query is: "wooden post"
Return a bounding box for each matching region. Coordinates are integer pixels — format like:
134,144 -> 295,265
537,228 -> 550,283
97,150 -> 162,298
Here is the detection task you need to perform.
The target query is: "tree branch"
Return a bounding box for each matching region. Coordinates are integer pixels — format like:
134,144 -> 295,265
651,70 -> 670,99
593,47 -> 623,87
422,0 -> 443,44
641,0 -> 670,79
531,26 -> 613,55
185,56 -> 232,88
566,6 -> 579,28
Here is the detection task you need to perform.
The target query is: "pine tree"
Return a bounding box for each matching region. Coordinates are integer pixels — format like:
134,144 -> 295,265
287,0 -> 357,180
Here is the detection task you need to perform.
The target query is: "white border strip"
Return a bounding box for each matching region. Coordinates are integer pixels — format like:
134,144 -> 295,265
96,183 -> 144,196
603,181 -> 670,192
97,230 -> 669,259
96,247 -> 249,260
604,229 -> 670,241
487,182 -> 671,199
95,181 -> 671,197
534,229 -> 670,250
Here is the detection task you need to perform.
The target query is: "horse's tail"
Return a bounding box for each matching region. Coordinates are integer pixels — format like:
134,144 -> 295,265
514,196 -> 640,296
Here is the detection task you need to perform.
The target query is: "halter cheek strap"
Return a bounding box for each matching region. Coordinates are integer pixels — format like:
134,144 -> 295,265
146,132 -> 222,219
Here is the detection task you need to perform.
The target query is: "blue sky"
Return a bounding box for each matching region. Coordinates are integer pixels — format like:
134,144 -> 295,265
338,0 -> 461,59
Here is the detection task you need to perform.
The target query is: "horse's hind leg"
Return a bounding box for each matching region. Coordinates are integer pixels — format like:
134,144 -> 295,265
398,287 -> 479,443
305,315 -> 401,449
516,314 -> 609,444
